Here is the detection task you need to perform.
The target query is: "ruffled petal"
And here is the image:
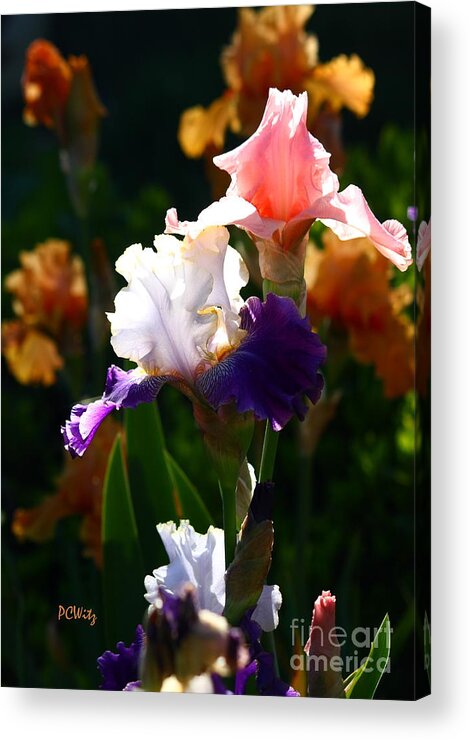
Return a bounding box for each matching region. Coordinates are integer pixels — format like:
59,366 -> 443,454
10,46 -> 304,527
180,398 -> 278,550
62,366 -> 167,457
61,401 -> 114,459
203,87 -> 411,268
197,293 -> 327,431
145,521 -> 226,616
97,625 -> 144,691
108,241 -> 217,380
145,520 -> 280,632
306,54 -> 375,118
178,91 -> 239,159
165,196 -> 283,242
305,184 -> 412,271
1,322 -> 64,387
213,88 -> 338,222
179,225 -> 248,314
123,681 -> 142,691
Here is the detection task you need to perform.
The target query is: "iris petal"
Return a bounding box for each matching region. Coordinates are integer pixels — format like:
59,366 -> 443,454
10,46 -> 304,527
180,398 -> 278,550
62,365 -> 168,457
108,241 -> 216,381
197,293 -> 327,431
97,625 -> 144,691
144,521 -> 226,617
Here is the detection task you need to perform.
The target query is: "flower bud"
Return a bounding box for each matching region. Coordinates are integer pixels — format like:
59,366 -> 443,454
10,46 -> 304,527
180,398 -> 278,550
304,590 -> 345,698
22,40 -> 71,129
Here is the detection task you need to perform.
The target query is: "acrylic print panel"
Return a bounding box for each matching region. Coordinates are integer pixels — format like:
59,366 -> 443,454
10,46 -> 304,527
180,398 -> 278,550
1,2 -> 430,699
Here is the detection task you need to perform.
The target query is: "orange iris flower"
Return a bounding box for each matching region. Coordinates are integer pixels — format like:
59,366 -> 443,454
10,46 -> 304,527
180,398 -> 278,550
305,228 -> 414,398
12,417 -> 121,567
179,5 -> 374,175
2,239 -> 87,386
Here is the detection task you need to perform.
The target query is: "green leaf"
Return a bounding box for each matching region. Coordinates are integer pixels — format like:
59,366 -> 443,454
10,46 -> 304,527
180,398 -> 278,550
125,403 -> 178,573
165,450 -> 213,531
102,433 -> 144,647
345,614 -> 391,699
125,401 -> 212,575
343,664 -> 363,688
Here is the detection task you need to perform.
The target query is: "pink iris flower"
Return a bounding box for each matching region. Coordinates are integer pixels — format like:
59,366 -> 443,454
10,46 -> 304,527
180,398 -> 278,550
167,88 -> 411,273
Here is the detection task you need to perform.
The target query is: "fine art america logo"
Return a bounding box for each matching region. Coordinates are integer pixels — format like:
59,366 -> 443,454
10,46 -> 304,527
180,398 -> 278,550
289,617 -> 392,674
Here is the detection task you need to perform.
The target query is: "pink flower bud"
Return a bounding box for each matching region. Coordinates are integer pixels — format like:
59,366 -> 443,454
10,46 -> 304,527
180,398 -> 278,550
305,590 -> 340,659
304,590 -> 345,698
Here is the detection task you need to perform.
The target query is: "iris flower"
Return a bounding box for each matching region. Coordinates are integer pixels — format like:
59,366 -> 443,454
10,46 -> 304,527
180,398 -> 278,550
22,40 -> 105,149
179,5 -> 374,168
2,238 -> 87,387
62,225 -> 326,457
168,88 -> 412,279
22,40 -> 106,215
305,229 -> 414,399
144,520 -> 282,633
98,625 -> 144,691
13,416 -> 120,566
98,586 -> 248,693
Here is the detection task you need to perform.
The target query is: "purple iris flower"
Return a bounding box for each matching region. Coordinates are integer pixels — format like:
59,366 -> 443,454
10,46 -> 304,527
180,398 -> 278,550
96,591 -> 296,696
62,227 -> 326,457
213,616 -> 299,697
97,624 -> 144,691
237,610 -> 300,697
197,293 -> 326,431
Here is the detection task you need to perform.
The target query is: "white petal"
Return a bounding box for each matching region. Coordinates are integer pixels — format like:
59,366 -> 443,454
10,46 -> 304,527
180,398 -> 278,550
182,227 -> 248,353
224,243 -> 249,312
143,571 -> 161,605
155,521 -> 178,559
182,226 -> 248,314
145,521 -> 226,615
252,584 -> 283,632
114,243 -> 156,282
107,242 -> 217,381
166,197 -> 284,243
183,675 -> 215,693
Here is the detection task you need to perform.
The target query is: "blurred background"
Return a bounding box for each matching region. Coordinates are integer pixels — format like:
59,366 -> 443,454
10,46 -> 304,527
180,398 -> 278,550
1,3 -> 430,698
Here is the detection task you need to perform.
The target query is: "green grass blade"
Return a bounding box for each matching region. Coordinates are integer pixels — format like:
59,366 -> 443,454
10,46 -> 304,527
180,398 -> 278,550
346,614 -> 391,699
102,433 -> 144,646
165,450 -> 213,531
124,403 -> 178,572
343,664 -> 364,689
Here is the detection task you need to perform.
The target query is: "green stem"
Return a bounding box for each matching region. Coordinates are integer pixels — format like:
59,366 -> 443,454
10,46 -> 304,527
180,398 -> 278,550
78,211 -> 109,392
257,421 -> 280,677
259,278 -> 306,678
219,480 -> 237,570
296,448 -> 313,619
258,422 -> 279,482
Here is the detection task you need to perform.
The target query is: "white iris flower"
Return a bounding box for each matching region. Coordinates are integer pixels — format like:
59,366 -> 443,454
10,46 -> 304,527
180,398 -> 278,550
107,226 -> 248,381
144,520 -> 282,633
